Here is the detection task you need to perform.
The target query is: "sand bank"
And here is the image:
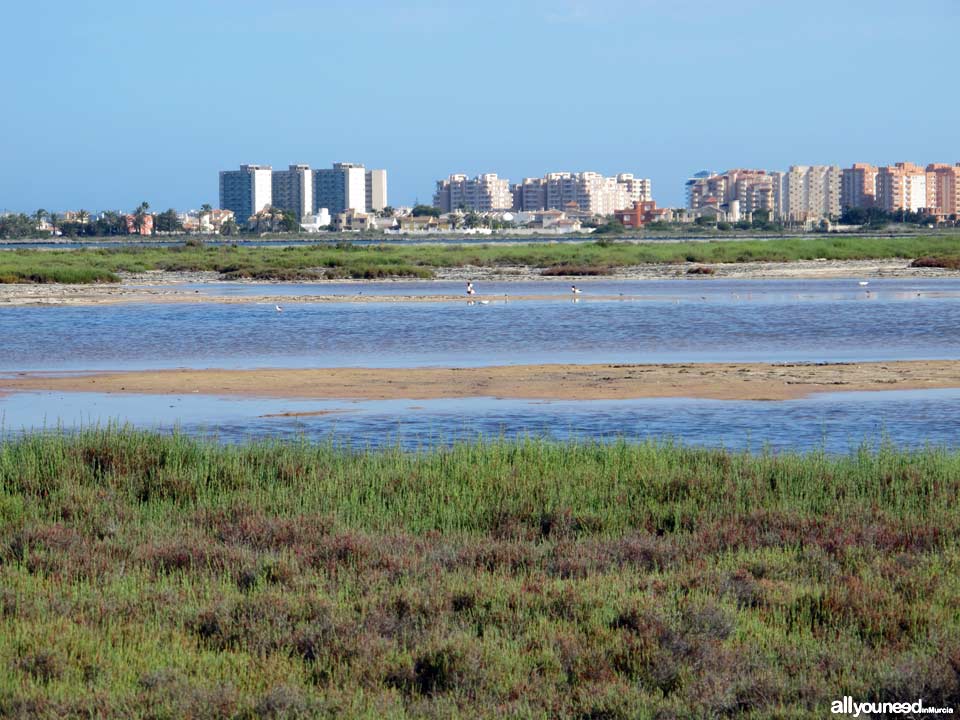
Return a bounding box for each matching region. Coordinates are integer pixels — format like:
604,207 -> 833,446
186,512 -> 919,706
4,361 -> 959,402
0,260 -> 956,307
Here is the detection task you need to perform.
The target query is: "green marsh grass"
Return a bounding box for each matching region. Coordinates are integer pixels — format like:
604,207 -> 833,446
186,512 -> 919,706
2,429 -> 960,717
2,234 -> 960,283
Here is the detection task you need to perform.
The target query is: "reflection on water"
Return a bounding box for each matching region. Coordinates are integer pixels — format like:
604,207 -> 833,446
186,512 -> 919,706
3,389 -> 959,454
1,279 -> 959,370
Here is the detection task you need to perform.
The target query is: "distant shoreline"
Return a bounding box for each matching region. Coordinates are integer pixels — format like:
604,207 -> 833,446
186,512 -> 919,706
0,259 -> 956,307
4,360 -> 959,402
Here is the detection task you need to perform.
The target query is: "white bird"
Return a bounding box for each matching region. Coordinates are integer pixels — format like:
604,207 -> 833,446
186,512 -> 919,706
571,285 -> 582,295
275,305 -> 283,312
466,282 -> 475,296
858,281 -> 869,287
479,299 -> 490,305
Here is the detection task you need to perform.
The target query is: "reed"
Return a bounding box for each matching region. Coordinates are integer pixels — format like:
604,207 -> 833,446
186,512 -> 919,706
2,234 -> 959,283
2,429 -> 959,718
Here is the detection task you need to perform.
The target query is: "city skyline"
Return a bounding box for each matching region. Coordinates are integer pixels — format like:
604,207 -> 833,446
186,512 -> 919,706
2,1 -> 958,212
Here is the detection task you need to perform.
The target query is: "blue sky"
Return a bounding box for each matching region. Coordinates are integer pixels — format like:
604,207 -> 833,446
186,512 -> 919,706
1,0 -> 956,212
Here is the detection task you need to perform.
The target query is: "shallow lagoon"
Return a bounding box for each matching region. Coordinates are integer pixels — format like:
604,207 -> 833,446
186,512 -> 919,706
1,278 -> 959,371
3,388 -> 959,454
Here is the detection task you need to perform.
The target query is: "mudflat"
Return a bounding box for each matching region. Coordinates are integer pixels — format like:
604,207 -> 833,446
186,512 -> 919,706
4,361 -> 959,401
0,259 -> 956,307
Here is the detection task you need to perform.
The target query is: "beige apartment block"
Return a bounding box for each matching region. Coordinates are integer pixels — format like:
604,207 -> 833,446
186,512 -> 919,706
841,163 -> 878,209
688,173 -> 729,209
775,165 -> 841,223
876,162 -> 929,213
926,163 -> 960,218
687,169 -> 776,217
433,173 -> 513,212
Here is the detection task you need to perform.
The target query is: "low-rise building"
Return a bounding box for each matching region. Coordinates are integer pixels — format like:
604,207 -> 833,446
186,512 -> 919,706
300,209 -> 331,232
331,208 -> 377,232
614,200 -> 670,228
398,215 -> 453,233
123,213 -> 154,235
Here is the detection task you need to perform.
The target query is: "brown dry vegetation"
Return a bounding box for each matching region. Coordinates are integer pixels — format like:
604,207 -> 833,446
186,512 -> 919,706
911,255 -> 960,270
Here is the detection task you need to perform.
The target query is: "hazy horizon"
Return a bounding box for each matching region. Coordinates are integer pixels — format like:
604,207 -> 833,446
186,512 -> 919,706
2,0 -> 957,213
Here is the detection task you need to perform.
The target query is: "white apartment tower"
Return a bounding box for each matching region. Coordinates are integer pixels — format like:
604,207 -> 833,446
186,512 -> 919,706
314,162 -> 369,214
219,165 -> 273,225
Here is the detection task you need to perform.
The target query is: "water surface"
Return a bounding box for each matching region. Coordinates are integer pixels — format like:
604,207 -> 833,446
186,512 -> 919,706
3,388 -> 958,454
1,279 -> 958,370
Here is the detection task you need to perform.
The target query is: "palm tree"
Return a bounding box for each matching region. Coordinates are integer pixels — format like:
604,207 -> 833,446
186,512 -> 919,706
77,209 -> 89,224
133,202 -> 150,235
48,212 -> 59,236
33,208 -> 47,231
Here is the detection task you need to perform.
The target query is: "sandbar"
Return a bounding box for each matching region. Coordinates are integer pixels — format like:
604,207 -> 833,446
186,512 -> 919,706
0,259 -> 956,307
3,361 -> 959,402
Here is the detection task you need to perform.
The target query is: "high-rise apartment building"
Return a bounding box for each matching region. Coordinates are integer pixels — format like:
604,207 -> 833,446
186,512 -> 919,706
365,169 -> 388,212
774,165 -> 841,222
433,174 -> 513,212
685,171 -> 715,207
687,173 -> 729,209
876,162 -> 929,213
314,162 -> 369,214
726,170 -> 777,217
617,174 -> 652,205
689,170 -> 776,216
840,163 -> 878,209
512,178 -> 547,212
508,172 -> 651,214
271,164 -> 313,220
219,165 -> 273,224
926,163 -> 960,218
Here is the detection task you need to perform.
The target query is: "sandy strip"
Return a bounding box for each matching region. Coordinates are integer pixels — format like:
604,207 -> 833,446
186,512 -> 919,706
3,361 -> 959,402
0,260 -> 956,307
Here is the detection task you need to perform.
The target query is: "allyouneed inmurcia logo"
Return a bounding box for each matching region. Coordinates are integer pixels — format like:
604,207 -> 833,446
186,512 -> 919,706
832,697 -> 954,716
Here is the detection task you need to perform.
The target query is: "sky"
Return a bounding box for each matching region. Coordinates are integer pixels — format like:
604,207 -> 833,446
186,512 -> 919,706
1,0 -> 957,213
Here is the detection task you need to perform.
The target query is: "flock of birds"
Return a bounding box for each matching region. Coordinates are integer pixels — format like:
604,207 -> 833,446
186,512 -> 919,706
271,279 -> 897,313
467,281 -> 580,304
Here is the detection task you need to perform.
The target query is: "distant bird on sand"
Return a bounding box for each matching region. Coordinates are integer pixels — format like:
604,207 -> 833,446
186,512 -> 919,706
571,285 -> 582,295
275,305 -> 283,312
858,281 -> 869,287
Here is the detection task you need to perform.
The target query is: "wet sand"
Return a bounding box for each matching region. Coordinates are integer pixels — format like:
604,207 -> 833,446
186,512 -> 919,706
4,361 -> 959,402
0,260 -> 956,307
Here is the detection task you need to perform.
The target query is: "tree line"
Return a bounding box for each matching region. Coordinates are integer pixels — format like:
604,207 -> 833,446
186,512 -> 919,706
0,204 -> 185,239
